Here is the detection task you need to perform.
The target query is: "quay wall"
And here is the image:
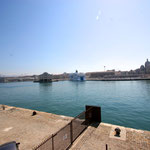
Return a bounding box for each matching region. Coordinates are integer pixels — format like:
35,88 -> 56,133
0,105 -> 150,150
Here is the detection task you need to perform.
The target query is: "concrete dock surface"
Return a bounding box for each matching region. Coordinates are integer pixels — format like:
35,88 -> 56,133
0,105 -> 72,150
70,123 -> 150,150
0,105 -> 150,150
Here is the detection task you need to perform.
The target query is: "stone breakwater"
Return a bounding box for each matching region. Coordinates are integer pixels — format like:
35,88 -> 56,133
0,105 -> 150,150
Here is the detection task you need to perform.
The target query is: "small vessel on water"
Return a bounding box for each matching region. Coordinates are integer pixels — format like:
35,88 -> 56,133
69,70 -> 85,81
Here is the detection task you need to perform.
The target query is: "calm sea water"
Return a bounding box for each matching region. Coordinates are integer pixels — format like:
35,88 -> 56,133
0,81 -> 150,131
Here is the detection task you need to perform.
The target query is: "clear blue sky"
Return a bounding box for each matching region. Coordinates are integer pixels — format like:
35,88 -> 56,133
0,0 -> 150,75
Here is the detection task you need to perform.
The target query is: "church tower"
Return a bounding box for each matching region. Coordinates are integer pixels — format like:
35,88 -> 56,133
145,59 -> 150,74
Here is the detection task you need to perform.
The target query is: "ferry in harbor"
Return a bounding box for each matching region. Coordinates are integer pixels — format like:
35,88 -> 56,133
69,70 -> 85,81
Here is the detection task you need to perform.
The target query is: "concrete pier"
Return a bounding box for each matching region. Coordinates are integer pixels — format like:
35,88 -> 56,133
70,123 -> 150,150
0,105 -> 150,150
0,105 -> 72,150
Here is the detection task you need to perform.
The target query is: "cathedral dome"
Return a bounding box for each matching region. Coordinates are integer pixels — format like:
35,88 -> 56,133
140,65 -> 145,71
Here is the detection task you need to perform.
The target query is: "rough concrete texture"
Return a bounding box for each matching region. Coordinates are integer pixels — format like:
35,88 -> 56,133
1,105 -> 150,150
70,123 -> 150,150
0,105 -> 72,150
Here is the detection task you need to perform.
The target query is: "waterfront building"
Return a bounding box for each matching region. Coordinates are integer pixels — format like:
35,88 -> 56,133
52,73 -> 69,80
140,65 -> 145,74
145,59 -> 150,74
69,70 -> 85,81
0,77 -> 7,83
38,72 -> 52,82
86,71 -> 115,78
86,59 -> 150,80
135,59 -> 150,74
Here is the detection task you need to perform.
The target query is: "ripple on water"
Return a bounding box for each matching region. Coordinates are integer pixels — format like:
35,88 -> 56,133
0,81 -> 150,131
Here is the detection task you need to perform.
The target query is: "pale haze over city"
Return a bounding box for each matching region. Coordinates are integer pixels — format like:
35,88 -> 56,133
0,0 -> 150,75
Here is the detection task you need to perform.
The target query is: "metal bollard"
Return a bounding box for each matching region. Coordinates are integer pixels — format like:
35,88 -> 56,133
115,127 -> 121,137
106,144 -> 108,150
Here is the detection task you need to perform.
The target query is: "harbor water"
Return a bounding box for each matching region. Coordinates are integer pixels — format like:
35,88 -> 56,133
0,81 -> 150,131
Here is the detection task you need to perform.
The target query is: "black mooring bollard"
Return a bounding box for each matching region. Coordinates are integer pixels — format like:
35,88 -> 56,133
106,144 -> 108,150
32,111 -> 37,116
115,127 -> 121,137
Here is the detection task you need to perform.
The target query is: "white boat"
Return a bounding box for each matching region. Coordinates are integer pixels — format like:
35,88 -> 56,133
69,70 -> 85,81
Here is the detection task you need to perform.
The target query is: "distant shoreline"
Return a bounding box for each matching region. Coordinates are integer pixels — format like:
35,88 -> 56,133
86,78 -> 150,81
1,78 -> 150,83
